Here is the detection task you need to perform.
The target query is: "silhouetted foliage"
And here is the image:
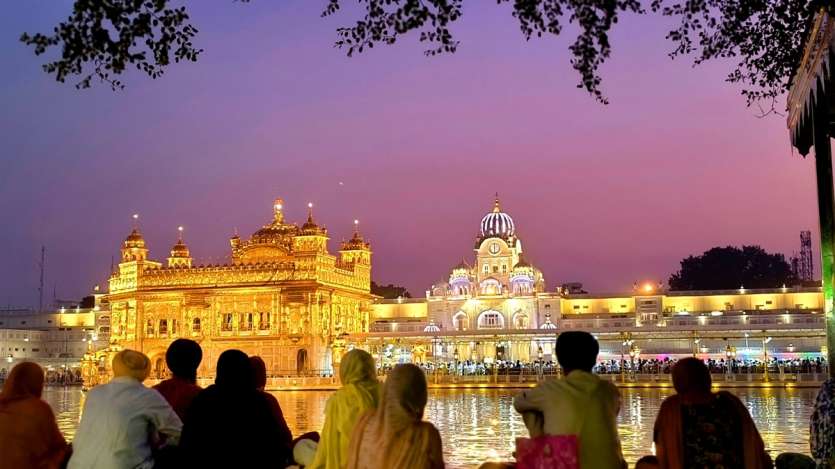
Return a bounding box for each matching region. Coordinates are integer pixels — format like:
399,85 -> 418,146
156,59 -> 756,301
668,245 -> 798,291
20,1 -> 835,106
371,281 -> 411,299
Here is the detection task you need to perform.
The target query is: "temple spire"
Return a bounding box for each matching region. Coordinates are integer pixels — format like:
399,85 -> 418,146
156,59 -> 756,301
493,193 -> 501,213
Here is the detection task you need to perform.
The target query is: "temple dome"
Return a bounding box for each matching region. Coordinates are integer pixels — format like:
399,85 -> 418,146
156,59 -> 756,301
480,196 -> 515,239
123,229 -> 146,249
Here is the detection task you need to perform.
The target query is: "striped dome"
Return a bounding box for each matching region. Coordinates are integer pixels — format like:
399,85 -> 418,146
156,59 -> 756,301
480,196 -> 515,238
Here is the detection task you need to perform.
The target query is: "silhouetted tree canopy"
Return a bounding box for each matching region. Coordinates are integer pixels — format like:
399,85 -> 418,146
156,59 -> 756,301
371,281 -> 411,299
20,1 -> 834,106
668,245 -> 797,291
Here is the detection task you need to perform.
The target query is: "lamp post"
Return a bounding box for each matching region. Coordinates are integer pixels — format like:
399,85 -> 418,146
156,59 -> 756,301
725,344 -> 737,380
537,345 -> 544,381
621,332 -> 633,384
453,347 -> 459,377
628,343 -> 639,381
762,336 -> 772,382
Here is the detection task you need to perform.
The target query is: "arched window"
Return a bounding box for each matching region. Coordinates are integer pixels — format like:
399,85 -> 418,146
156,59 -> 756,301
513,311 -> 529,329
159,319 -> 168,336
478,310 -> 505,329
146,319 -> 154,336
480,278 -> 502,295
192,317 -> 201,333
453,311 -> 469,331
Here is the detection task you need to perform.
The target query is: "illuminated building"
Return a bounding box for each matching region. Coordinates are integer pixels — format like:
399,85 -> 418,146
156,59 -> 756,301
365,197 -> 827,364
100,198 -> 373,382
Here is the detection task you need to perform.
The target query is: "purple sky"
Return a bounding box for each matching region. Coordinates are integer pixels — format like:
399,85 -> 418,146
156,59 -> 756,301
0,1 -> 819,308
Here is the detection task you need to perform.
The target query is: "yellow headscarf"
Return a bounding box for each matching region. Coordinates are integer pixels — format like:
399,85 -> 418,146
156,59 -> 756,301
309,349 -> 380,469
346,363 -> 444,469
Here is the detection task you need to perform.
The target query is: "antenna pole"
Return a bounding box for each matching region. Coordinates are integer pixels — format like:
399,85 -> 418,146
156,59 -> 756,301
38,246 -> 45,312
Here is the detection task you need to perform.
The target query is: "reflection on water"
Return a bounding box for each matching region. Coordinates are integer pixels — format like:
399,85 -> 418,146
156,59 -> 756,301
45,387 -> 817,469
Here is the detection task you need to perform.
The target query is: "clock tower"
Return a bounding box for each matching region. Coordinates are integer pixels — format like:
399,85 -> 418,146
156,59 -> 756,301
474,195 -> 521,293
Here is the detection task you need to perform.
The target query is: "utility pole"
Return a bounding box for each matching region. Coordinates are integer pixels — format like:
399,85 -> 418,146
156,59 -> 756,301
38,246 -> 45,312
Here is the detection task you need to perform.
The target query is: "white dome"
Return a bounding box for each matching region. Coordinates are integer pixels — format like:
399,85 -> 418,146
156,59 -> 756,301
480,196 -> 515,238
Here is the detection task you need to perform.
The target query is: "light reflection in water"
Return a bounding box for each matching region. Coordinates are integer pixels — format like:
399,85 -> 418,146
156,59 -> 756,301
45,387 -> 817,469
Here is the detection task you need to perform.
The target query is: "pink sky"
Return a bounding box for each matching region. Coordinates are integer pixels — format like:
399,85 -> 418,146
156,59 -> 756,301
0,2 -> 818,307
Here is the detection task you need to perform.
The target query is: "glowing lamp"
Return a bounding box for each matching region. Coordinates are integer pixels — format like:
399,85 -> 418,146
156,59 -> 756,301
643,283 -> 653,293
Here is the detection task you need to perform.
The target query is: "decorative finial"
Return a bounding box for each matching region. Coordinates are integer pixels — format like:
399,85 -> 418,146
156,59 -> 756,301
132,213 -> 140,229
177,225 -> 184,242
493,193 -> 501,213
307,202 -> 314,222
353,219 -> 360,235
273,198 -> 285,224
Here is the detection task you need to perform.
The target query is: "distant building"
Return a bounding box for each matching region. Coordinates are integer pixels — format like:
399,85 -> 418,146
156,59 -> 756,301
0,296 -> 110,375
365,198 -> 826,364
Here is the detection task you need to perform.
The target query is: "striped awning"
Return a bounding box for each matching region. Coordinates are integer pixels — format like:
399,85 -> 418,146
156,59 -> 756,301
788,10 -> 835,155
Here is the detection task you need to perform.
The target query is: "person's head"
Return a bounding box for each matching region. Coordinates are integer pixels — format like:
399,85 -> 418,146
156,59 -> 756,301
555,331 -> 599,373
165,338 -> 202,382
339,348 -> 376,385
112,349 -> 151,382
635,455 -> 660,469
0,361 -> 45,401
382,363 -> 428,421
249,356 -> 267,391
215,349 -> 253,390
672,357 -> 712,396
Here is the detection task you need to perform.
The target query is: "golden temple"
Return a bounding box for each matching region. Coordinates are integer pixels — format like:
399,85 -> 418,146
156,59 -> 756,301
95,198 -> 373,382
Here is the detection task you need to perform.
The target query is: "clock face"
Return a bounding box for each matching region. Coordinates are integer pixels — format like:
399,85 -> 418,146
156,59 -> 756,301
488,242 -> 501,255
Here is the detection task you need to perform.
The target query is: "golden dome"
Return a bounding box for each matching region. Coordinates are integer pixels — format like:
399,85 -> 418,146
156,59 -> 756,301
170,239 -> 190,258
123,229 -> 146,249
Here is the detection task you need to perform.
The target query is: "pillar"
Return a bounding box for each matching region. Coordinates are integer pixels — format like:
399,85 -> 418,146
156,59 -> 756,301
813,77 -> 835,377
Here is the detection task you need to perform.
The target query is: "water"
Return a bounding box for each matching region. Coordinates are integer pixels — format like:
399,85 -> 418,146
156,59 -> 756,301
44,387 -> 818,468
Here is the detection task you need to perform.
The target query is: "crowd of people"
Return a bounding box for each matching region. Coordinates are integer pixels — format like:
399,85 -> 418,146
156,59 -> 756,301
0,333 -> 834,469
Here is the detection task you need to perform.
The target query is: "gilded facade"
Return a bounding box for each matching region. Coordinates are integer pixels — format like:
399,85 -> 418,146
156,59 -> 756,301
106,198 -> 373,379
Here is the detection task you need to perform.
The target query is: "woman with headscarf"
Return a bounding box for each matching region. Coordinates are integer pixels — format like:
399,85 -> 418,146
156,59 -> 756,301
180,349 -> 287,468
308,349 -> 380,469
653,357 -> 772,469
810,378 -> 835,468
345,363 -> 444,469
0,362 -> 69,469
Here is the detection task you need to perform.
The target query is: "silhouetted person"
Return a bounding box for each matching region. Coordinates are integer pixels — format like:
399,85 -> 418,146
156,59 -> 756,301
346,363 -> 444,469
180,349 -> 287,468
513,331 -> 626,469
635,455 -> 660,469
69,350 -> 182,469
249,356 -> 293,467
654,357 -> 772,469
0,362 -> 69,469
153,338 -> 203,419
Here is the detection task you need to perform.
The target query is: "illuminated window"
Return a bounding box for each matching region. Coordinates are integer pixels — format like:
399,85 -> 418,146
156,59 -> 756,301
453,312 -> 469,331
192,317 -> 201,332
159,319 -> 168,336
146,319 -> 154,336
240,313 -> 253,331
493,265 -> 499,273
483,265 -> 489,273
259,312 -> 270,330
501,264 -> 507,273
221,313 -> 233,331
170,319 -> 178,336
478,311 -> 504,329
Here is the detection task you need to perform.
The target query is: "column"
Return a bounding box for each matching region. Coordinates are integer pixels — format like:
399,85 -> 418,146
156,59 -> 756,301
813,77 -> 835,377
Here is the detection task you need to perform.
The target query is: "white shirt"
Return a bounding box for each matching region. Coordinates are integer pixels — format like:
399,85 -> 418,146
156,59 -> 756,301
68,376 -> 183,469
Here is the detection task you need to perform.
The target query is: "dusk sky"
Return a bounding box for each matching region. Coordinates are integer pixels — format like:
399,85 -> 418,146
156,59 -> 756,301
0,1 -> 819,308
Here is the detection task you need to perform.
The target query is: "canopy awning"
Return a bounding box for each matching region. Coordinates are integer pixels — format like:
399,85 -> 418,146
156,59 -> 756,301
788,10 -> 835,155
